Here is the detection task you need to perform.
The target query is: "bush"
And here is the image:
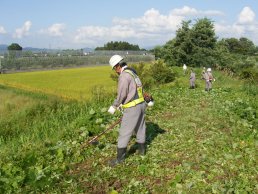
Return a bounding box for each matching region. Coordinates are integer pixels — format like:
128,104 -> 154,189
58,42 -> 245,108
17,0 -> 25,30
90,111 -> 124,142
150,60 -> 176,84
110,60 -> 176,90
129,62 -> 155,89
239,67 -> 258,82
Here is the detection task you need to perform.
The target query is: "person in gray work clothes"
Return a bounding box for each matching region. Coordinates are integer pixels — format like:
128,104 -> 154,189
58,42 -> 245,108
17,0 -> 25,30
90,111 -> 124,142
108,54 -> 147,166
204,68 -> 214,91
189,69 -> 196,89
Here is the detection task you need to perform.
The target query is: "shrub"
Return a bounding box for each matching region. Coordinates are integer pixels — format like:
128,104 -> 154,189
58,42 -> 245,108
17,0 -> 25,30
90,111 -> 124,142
109,60 -> 176,89
129,62 -> 155,89
239,67 -> 258,82
150,60 -> 176,84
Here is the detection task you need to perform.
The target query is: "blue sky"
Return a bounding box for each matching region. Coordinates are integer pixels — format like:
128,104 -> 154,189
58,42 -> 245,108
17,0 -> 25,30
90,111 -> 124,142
0,0 -> 257,49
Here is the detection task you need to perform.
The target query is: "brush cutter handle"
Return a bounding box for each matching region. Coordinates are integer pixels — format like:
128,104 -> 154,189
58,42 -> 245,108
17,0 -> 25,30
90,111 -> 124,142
82,117 -> 122,148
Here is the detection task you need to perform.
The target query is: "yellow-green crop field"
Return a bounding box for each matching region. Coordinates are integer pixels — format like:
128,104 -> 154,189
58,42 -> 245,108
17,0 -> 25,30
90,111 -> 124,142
0,66 -> 116,101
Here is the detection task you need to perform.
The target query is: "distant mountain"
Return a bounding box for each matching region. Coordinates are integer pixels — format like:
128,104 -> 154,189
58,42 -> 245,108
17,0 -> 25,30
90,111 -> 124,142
0,44 -> 8,50
0,45 -> 94,53
0,44 -> 45,52
0,45 -> 8,54
23,47 -> 46,51
83,47 -> 94,52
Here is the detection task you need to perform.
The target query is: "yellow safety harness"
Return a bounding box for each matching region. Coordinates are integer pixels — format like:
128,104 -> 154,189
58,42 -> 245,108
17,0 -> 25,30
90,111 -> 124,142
121,69 -> 145,109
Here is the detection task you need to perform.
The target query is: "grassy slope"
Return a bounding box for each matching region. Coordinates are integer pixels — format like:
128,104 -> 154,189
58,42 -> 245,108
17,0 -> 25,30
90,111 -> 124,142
0,69 -> 257,193
61,71 -> 257,193
0,86 -> 40,119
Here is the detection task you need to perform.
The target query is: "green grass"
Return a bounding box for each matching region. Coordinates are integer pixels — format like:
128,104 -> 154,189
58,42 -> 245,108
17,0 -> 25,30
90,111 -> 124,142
0,67 -> 257,193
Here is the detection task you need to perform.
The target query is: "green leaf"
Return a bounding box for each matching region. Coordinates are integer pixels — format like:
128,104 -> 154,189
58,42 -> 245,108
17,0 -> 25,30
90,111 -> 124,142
89,109 -> 95,115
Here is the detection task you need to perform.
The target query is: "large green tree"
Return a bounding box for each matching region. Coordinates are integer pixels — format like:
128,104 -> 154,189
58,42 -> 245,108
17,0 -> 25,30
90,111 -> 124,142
162,18 -> 217,67
8,43 -> 22,59
171,20 -> 192,66
213,39 -> 234,70
224,37 -> 256,55
190,18 -> 217,67
8,43 -> 22,51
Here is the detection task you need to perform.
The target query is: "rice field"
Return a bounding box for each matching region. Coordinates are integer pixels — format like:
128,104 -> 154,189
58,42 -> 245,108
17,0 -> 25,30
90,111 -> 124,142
0,65 -> 116,101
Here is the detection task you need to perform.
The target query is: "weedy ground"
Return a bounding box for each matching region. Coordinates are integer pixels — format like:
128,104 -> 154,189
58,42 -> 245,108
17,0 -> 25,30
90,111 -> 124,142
0,69 -> 257,193
60,72 -> 257,193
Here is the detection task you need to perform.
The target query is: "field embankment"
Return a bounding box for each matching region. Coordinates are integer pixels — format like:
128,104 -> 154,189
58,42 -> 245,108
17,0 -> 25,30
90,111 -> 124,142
0,67 -> 257,193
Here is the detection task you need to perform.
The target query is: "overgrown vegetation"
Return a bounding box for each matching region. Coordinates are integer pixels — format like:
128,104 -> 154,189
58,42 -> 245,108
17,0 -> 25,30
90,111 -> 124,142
110,60 -> 176,89
0,66 -> 257,193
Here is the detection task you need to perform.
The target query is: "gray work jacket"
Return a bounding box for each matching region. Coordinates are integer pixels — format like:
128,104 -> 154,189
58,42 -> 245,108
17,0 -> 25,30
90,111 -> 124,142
112,67 -> 140,108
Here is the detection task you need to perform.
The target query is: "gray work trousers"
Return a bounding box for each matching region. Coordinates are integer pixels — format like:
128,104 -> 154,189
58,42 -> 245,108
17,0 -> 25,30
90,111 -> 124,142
190,79 -> 195,87
118,102 -> 146,148
205,80 -> 212,90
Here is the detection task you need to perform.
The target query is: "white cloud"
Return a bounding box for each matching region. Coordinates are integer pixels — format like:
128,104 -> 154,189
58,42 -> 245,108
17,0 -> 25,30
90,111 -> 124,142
9,6 -> 257,48
73,26 -> 108,46
0,26 -> 6,34
73,6 -> 226,47
75,26 -> 109,39
215,23 -> 245,37
113,8 -> 183,33
75,5 -> 257,48
13,21 -> 32,38
48,23 -> 66,36
215,6 -> 258,44
238,6 -> 255,24
74,8 -> 183,46
39,23 -> 66,37
74,25 -> 137,46
171,6 -> 224,16
172,6 -> 198,15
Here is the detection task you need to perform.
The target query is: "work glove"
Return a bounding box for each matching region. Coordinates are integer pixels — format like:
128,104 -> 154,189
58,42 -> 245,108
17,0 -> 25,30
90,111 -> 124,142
144,92 -> 154,107
108,106 -> 116,114
147,101 -> 154,107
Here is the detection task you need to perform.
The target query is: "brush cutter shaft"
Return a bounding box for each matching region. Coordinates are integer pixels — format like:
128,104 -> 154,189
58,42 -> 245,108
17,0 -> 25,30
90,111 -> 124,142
86,118 -> 122,146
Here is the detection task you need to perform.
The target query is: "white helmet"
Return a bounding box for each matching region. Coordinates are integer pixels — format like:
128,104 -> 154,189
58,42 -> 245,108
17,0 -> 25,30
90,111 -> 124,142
109,55 -> 123,69
207,68 -> 211,72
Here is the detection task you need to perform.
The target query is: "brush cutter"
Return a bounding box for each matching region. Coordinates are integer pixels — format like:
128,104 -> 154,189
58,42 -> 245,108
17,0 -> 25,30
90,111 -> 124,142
81,117 -> 122,148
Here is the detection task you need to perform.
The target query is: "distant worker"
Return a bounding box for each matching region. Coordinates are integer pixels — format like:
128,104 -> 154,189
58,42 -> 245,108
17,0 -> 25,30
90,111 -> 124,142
183,64 -> 187,75
204,68 -> 214,91
202,67 -> 206,75
189,69 -> 196,89
107,54 -> 149,166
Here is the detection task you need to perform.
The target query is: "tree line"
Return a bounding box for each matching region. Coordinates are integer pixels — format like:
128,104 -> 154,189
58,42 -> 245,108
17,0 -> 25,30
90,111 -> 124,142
95,41 -> 144,51
151,18 -> 258,82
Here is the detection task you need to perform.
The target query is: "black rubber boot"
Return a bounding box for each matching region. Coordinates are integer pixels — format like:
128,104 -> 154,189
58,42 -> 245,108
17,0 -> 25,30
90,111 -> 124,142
109,147 -> 126,167
138,143 -> 145,155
